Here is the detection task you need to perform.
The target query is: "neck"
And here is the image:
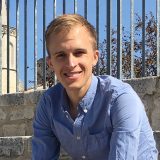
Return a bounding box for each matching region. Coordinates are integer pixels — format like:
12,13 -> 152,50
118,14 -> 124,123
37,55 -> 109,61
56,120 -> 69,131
66,79 -> 92,109
66,88 -> 86,109
65,75 -> 92,111
66,88 -> 87,120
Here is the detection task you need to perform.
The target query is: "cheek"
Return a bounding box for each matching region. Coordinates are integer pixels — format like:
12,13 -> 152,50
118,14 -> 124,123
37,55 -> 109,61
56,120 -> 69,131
51,64 -> 63,76
84,62 -> 94,72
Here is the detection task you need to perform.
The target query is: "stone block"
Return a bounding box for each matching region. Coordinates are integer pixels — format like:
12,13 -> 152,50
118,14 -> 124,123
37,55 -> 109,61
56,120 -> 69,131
10,106 -> 34,121
151,96 -> 160,130
0,137 -> 24,157
0,108 -> 6,120
3,124 -> 26,136
156,77 -> 160,93
23,90 -> 44,105
0,136 -> 31,159
0,93 -> 24,106
0,90 -> 44,107
125,77 -> 157,95
154,131 -> 160,160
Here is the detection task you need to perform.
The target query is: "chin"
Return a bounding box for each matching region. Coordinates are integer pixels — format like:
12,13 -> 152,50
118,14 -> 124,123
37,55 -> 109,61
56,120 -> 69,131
64,84 -> 82,90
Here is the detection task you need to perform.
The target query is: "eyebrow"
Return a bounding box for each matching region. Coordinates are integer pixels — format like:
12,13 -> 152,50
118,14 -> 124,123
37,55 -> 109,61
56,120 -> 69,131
53,48 -> 87,55
74,48 -> 87,52
54,51 -> 65,56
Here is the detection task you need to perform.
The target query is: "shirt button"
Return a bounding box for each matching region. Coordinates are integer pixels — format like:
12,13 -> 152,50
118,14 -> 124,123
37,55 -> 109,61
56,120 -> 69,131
76,136 -> 81,140
83,108 -> 88,113
82,155 -> 86,159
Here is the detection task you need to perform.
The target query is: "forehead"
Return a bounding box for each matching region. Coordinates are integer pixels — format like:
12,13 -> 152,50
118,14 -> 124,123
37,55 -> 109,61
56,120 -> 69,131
47,26 -> 95,56
48,25 -> 93,45
52,25 -> 89,38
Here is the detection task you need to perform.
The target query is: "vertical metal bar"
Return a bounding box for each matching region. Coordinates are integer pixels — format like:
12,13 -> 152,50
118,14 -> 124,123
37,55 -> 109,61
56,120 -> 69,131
34,0 -> 37,90
7,0 -> 10,93
107,0 -> 112,75
142,0 -> 145,77
117,0 -> 122,79
53,0 -> 56,18
43,0 -> 46,89
63,0 -> 65,14
0,0 -> 2,94
156,0 -> 160,76
24,0 -> 27,91
96,0 -> 99,75
84,0 -> 87,19
16,0 -> 19,92
74,0 -> 77,14
53,0 -> 57,85
130,0 -> 134,78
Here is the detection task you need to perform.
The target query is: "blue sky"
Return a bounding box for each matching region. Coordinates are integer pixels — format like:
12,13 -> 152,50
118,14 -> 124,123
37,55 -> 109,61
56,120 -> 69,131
8,0 -> 157,88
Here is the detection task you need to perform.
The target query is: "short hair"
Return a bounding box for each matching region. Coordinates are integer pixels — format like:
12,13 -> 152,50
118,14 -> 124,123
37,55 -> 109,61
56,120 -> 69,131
45,14 -> 97,56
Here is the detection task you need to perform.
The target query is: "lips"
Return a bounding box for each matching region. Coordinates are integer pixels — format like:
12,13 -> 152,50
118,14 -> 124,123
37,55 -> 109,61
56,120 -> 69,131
64,71 -> 82,78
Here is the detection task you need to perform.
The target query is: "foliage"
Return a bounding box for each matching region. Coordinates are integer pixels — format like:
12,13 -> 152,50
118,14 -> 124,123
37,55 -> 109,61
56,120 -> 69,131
98,12 -> 158,78
37,58 -> 55,87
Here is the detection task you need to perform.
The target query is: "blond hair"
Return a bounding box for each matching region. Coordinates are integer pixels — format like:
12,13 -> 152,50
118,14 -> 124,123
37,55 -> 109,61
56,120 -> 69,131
45,14 -> 97,56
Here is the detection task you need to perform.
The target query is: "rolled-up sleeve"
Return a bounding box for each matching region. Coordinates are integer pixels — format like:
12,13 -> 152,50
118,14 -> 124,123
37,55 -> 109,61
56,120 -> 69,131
32,94 -> 60,160
108,92 -> 143,159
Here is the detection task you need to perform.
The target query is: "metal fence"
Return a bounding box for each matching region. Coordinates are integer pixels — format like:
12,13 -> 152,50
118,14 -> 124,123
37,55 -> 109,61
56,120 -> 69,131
0,0 -> 160,94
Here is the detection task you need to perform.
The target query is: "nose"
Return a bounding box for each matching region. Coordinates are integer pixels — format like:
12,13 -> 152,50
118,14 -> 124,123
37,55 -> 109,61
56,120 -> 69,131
66,54 -> 77,68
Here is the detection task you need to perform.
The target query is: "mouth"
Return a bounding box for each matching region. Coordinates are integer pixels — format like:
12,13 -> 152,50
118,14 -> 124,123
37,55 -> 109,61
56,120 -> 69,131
64,71 -> 82,78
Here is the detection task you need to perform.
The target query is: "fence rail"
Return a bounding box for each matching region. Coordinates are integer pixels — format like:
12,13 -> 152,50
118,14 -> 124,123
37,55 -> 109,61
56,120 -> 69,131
0,0 -> 160,94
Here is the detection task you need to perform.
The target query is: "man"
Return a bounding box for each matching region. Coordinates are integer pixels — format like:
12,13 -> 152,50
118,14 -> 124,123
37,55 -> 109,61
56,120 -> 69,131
32,14 -> 158,160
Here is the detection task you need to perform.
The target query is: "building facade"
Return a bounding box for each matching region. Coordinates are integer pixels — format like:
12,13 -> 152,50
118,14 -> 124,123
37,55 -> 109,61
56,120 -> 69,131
1,0 -> 17,94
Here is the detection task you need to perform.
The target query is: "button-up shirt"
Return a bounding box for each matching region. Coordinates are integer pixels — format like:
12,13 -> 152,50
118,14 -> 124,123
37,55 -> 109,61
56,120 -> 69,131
32,75 -> 158,160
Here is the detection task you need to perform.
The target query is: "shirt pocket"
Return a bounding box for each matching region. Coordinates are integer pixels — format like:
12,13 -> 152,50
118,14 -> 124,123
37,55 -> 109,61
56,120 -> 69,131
86,129 -> 110,159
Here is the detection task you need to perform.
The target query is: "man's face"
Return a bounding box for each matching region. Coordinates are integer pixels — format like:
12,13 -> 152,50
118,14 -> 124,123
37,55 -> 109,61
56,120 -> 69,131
47,25 -> 99,93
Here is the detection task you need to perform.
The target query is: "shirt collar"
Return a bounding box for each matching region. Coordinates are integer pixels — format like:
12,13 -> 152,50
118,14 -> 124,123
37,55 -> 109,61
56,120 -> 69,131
79,75 -> 98,113
60,75 -> 98,113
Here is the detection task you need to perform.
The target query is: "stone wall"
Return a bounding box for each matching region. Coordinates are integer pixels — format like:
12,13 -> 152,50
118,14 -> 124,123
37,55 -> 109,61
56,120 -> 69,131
0,76 -> 160,159
125,76 -> 160,131
0,90 -> 43,137
0,136 -> 32,160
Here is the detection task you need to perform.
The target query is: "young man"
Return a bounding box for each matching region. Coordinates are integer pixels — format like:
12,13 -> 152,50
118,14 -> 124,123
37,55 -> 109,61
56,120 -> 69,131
32,14 -> 158,160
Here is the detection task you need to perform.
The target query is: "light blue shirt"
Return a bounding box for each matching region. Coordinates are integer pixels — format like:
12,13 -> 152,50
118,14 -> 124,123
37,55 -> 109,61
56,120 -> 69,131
32,75 -> 158,160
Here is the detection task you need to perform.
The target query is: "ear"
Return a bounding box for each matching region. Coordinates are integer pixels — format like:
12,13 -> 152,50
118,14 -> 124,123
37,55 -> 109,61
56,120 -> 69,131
93,50 -> 99,66
46,56 -> 54,71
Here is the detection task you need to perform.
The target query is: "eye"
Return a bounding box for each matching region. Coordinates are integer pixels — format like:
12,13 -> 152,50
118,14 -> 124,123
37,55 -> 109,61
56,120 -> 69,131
56,52 -> 66,58
74,50 -> 86,56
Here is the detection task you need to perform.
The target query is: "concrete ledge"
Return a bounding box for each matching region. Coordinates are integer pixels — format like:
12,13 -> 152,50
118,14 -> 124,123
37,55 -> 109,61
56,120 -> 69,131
125,76 -> 160,95
0,132 -> 159,160
0,90 -> 45,107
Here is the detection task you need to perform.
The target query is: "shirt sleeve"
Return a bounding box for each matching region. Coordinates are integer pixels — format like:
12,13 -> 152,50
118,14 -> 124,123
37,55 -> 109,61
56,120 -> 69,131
108,92 -> 143,160
32,94 -> 60,160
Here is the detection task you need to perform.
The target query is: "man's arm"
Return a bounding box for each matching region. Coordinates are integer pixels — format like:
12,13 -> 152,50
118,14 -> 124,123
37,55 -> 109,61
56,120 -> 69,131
108,92 -> 143,159
32,94 -> 60,160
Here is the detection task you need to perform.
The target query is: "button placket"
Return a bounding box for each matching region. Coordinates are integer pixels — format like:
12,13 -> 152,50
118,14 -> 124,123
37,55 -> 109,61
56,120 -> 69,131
76,136 -> 81,140
73,117 -> 82,140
